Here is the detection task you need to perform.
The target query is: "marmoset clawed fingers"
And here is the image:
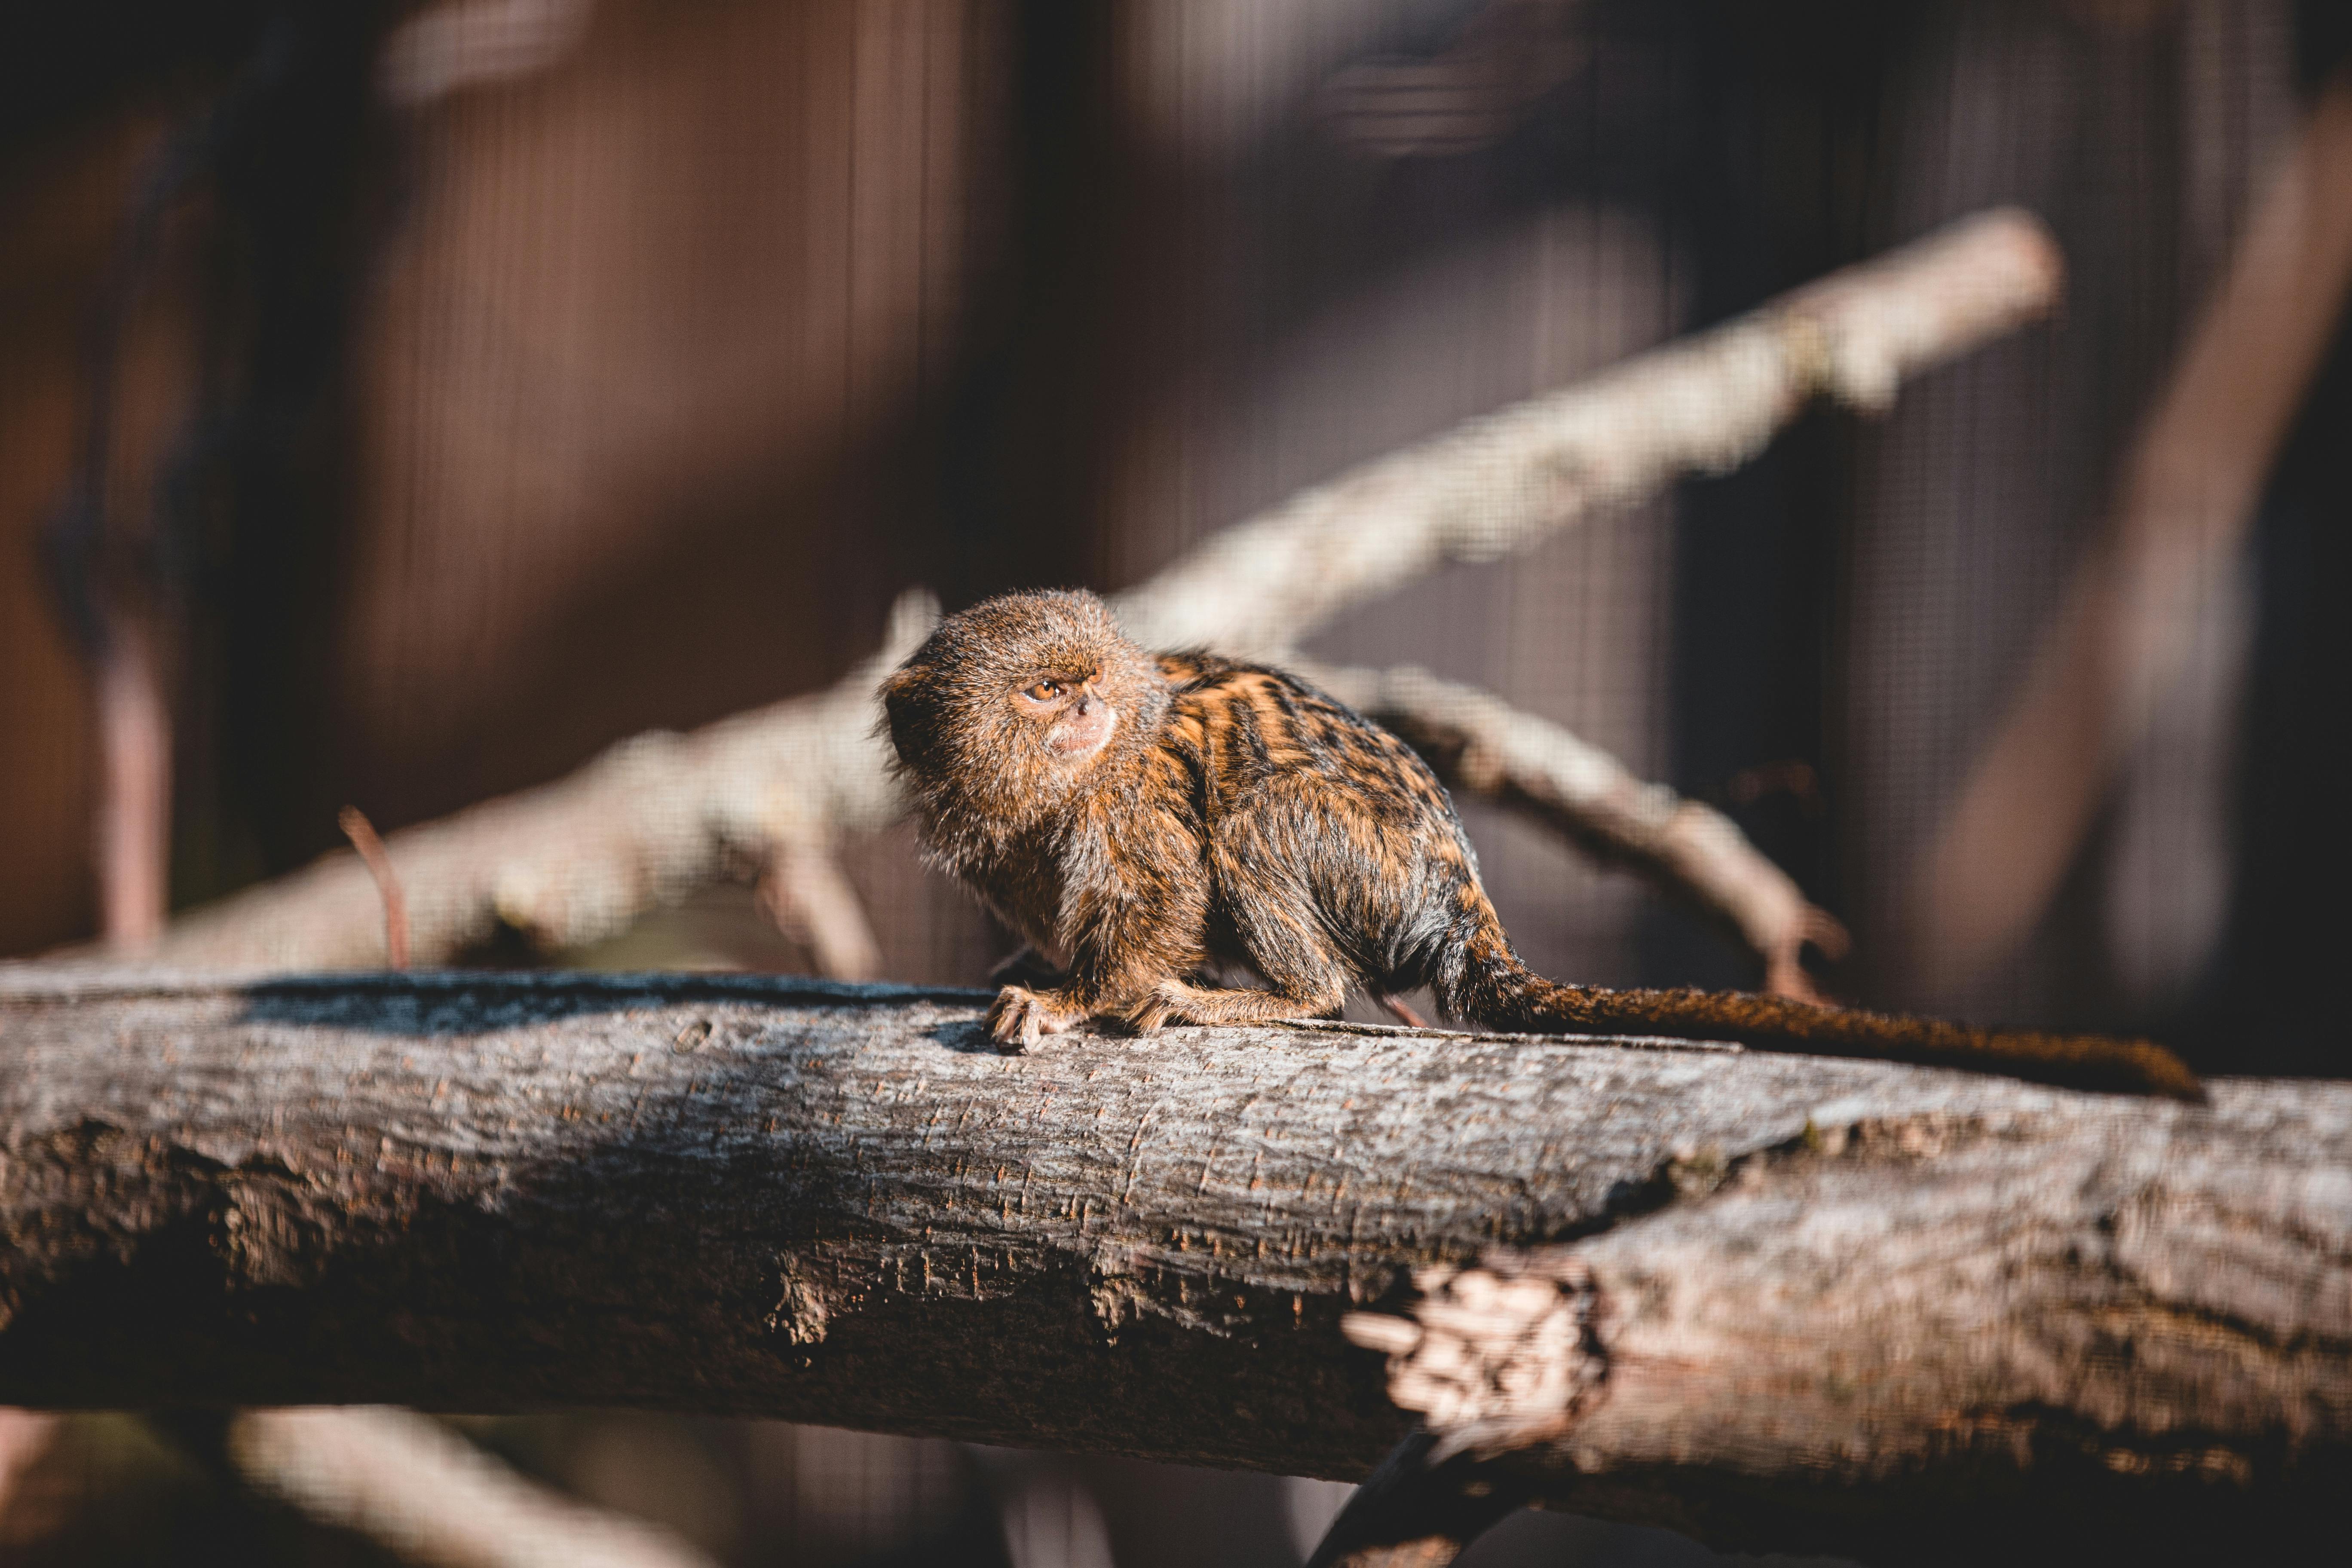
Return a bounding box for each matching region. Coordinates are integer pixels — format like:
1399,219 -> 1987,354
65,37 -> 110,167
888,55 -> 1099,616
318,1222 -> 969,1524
987,984 -> 1085,1051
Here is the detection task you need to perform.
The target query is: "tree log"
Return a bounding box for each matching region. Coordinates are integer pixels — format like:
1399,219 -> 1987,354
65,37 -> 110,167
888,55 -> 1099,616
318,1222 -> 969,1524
3,969 -> 2346,1562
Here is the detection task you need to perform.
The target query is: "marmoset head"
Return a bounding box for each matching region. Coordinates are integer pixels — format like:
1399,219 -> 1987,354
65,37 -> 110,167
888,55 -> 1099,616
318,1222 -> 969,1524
881,589 -> 1169,819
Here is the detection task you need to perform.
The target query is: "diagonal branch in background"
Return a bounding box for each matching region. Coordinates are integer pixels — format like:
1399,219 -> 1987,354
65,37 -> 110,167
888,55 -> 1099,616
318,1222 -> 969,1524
1113,206 -> 2062,658
1912,77 -> 2352,991
227,1406 -> 716,1568
2,971 -> 2346,1564
126,592 -> 934,970
111,210 -> 2062,979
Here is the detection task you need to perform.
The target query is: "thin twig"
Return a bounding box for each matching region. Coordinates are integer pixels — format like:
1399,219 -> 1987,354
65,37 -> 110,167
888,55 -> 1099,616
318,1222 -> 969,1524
340,805 -> 412,969
95,621 -> 171,948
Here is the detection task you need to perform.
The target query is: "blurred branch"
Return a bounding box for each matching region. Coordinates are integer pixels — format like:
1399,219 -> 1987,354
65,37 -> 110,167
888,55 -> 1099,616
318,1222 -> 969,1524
230,1406 -> 715,1568
379,0 -> 595,107
111,211 -> 2058,979
2,971 -> 2345,1563
755,836 -> 884,983
1113,206 -> 2062,658
95,618 -> 170,948
1301,1429 -> 1532,1568
1303,662 -> 1848,1002
1913,74 -> 2352,989
0,1409 -> 60,1530
120,591 -> 932,970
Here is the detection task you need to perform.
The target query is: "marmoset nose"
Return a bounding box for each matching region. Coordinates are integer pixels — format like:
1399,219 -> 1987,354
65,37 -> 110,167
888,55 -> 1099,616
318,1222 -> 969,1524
1073,692 -> 1099,717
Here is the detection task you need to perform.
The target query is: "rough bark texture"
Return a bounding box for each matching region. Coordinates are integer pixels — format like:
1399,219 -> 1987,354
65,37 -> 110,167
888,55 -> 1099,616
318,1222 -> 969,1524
6,969 -> 2343,1562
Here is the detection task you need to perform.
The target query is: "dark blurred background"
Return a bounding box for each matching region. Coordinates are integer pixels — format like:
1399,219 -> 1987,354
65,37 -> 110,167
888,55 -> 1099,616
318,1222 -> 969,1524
3,1 -> 2347,1563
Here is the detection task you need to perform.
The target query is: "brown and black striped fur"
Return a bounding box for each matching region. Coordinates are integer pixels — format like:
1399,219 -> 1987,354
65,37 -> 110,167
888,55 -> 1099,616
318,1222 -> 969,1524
881,590 -> 2202,1100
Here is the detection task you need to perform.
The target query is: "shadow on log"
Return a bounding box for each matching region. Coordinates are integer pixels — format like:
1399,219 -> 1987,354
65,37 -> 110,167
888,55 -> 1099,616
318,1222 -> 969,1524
2,968 -> 2348,1564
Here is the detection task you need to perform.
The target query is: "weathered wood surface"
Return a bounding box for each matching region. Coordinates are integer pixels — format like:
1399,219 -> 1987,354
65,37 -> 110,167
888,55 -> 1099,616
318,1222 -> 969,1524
3,968 -> 2349,1562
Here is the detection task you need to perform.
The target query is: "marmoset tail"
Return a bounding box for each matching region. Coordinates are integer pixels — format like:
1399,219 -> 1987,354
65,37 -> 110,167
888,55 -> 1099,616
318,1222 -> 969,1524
880,589 -> 2202,1102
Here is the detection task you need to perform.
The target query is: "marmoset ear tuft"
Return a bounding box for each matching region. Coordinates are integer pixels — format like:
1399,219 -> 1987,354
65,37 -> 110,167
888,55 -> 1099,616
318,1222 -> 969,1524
878,662 -> 937,767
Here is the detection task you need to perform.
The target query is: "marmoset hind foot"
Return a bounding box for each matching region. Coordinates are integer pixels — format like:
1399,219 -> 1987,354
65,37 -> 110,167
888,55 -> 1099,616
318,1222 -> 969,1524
885,589 -> 2203,1102
1127,977 -> 1347,1033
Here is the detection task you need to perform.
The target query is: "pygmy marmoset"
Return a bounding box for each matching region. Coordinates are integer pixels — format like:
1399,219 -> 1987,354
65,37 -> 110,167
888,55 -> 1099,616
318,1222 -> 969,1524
881,589 -> 2201,1101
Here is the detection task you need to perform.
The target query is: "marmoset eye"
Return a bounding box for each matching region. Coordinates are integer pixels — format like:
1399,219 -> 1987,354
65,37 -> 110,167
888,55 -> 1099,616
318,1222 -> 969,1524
1021,680 -> 1063,702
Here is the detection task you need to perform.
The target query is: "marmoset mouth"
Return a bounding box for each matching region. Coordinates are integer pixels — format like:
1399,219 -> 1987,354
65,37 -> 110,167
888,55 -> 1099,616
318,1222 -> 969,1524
1047,700 -> 1116,761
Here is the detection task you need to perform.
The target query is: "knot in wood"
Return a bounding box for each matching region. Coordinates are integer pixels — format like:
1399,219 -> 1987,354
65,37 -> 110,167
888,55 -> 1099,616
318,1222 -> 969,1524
1342,1252 -> 1602,1461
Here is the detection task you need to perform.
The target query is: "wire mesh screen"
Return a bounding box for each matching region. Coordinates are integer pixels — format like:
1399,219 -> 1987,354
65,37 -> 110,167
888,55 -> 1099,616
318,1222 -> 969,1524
1844,0 -> 2296,1034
